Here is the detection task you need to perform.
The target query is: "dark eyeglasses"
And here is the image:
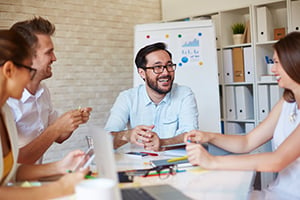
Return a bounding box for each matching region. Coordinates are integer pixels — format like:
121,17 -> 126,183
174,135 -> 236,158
124,165 -> 177,180
142,165 -> 177,179
13,62 -> 37,80
142,63 -> 176,74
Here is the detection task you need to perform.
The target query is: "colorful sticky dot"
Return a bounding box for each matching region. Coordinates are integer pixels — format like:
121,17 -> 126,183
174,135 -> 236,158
178,34 -> 182,38
199,61 -> 203,66
146,35 -> 150,39
178,63 -> 183,67
198,32 -> 202,37
165,34 -> 169,38
181,57 -> 188,63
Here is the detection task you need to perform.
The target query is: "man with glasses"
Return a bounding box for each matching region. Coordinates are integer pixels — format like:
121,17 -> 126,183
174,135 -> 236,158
6,16 -> 92,164
105,42 -> 198,151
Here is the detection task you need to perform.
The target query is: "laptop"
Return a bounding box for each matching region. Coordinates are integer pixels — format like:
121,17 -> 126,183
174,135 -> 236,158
90,128 -> 192,200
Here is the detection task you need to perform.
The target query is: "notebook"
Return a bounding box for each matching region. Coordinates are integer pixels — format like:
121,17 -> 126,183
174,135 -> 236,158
150,157 -> 191,168
90,128 -> 192,200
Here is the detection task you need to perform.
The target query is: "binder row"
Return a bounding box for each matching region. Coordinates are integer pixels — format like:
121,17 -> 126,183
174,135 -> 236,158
225,122 -> 255,135
224,84 -> 283,127
221,47 -> 254,84
258,84 -> 284,121
225,85 -> 254,121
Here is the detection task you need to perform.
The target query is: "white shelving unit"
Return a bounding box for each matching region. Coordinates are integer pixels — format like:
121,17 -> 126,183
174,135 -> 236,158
219,7 -> 255,136
162,0 -> 300,189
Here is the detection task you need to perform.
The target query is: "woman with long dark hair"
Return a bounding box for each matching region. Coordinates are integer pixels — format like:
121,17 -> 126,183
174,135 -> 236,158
185,32 -> 300,199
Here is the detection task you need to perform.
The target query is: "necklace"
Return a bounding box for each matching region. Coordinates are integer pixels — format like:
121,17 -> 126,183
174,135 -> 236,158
289,103 -> 298,122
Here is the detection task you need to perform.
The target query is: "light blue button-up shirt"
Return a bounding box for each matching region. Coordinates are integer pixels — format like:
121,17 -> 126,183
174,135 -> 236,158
105,83 -> 199,138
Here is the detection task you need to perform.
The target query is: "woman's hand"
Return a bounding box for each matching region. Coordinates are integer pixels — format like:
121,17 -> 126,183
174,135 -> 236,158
186,143 -> 214,168
56,150 -> 86,174
55,168 -> 88,196
184,130 -> 211,144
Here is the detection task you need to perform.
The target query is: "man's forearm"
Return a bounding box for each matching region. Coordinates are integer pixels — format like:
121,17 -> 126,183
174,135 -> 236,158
18,126 -> 59,164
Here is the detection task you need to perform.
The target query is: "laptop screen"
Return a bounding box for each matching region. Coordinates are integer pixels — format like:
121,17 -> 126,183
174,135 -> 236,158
90,126 -> 122,200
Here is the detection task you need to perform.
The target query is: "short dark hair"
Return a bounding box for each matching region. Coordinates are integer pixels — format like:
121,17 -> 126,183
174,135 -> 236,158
10,16 -> 55,52
135,42 -> 172,69
273,31 -> 300,102
0,29 -> 32,65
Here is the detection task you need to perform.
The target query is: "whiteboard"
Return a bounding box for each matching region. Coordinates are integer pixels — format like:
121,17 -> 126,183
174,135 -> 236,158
134,20 -> 221,132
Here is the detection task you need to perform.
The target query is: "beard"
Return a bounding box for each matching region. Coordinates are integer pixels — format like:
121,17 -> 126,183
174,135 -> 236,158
146,75 -> 173,94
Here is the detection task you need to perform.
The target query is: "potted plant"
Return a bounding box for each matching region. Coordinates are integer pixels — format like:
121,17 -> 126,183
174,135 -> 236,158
231,23 -> 245,45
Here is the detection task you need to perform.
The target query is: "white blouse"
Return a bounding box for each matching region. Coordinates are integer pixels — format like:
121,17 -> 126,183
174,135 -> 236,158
263,101 -> 300,200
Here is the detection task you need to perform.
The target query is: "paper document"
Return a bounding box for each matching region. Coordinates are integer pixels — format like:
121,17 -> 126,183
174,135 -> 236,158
163,148 -> 186,157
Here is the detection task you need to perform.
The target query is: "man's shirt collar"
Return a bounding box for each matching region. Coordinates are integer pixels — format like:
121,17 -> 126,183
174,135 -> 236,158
20,84 -> 44,103
143,85 -> 171,106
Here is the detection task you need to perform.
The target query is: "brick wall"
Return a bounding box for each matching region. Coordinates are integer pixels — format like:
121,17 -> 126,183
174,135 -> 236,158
0,0 -> 161,162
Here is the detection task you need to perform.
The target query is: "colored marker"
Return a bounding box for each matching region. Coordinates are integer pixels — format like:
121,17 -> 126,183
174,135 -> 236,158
85,175 -> 97,179
265,56 -> 270,64
167,156 -> 188,163
140,152 -> 159,156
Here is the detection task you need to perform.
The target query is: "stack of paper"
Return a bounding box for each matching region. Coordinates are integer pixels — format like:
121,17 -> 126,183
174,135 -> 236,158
150,156 -> 192,168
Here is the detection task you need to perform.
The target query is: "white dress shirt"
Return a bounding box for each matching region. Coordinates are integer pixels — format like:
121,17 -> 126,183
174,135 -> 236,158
6,83 -> 58,163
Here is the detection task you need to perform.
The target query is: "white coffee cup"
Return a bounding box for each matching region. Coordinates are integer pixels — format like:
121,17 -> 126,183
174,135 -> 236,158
75,178 -> 115,200
267,63 -> 274,75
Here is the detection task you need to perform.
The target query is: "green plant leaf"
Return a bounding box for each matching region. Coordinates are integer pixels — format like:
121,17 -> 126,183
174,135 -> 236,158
231,23 -> 245,34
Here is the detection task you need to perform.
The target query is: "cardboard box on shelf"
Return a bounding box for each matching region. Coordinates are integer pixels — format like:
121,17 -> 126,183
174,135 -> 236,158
274,28 -> 285,40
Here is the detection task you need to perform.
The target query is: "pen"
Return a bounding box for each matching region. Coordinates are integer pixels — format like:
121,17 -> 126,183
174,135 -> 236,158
85,175 -> 96,179
265,56 -> 270,64
67,169 -> 95,179
269,58 -> 274,64
167,156 -> 188,163
140,152 -> 159,156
